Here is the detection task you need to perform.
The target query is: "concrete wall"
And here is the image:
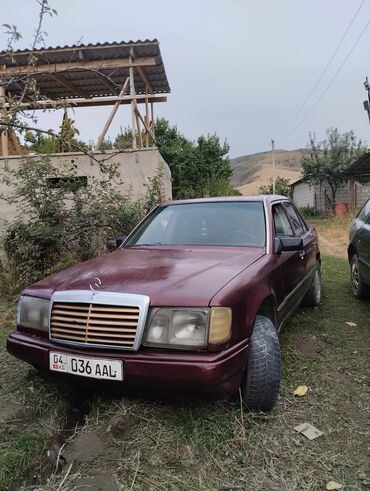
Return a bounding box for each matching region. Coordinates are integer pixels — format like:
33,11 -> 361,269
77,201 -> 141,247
292,181 -> 315,208
0,148 -> 172,226
292,179 -> 370,213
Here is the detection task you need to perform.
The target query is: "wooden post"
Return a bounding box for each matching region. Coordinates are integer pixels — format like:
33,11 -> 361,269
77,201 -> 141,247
135,106 -> 156,144
349,176 -> 356,210
95,77 -> 129,150
0,86 -> 8,157
135,109 -> 143,148
150,101 -> 155,144
129,48 -> 137,149
145,85 -> 149,147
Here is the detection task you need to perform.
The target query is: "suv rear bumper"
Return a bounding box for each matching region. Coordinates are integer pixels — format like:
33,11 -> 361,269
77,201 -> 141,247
7,331 -> 248,398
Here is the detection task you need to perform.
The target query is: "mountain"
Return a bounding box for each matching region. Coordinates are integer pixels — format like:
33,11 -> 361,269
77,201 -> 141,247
231,149 -> 307,195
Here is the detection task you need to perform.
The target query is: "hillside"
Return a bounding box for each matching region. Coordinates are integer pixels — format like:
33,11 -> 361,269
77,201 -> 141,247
231,149 -> 307,195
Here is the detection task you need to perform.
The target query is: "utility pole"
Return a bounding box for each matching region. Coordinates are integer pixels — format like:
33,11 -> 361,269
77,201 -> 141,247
363,76 -> 370,123
271,139 -> 276,194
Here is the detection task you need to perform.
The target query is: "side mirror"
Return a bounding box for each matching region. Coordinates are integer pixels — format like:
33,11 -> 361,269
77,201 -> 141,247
116,235 -> 127,248
275,237 -> 303,254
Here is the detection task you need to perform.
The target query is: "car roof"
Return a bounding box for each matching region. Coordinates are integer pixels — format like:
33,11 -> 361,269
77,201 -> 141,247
161,195 -> 289,206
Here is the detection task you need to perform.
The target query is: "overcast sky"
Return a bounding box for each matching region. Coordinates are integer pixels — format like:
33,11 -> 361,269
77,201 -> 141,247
1,0 -> 370,157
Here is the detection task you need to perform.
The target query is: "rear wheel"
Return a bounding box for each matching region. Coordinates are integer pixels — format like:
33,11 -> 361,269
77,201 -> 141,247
350,254 -> 369,299
241,316 -> 281,412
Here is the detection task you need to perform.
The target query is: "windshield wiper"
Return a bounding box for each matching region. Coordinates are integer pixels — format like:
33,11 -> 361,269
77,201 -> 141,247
128,242 -> 162,247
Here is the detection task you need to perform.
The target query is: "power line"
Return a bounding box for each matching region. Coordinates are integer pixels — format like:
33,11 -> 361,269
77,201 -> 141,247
285,18 -> 370,138
278,0 -> 367,137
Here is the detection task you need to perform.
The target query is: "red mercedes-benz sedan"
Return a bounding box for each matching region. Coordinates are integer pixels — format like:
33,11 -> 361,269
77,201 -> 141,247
7,196 -> 321,411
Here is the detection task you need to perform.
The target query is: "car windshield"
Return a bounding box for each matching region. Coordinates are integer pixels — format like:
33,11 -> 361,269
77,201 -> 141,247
125,201 -> 266,248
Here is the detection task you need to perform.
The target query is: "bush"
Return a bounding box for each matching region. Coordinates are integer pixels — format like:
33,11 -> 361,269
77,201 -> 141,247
299,206 -> 323,218
0,156 -> 164,296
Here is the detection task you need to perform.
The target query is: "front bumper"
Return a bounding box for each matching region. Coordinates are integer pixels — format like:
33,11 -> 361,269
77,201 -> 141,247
7,331 -> 248,398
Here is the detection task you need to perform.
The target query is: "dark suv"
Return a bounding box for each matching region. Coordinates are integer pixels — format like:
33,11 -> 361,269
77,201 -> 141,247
348,198 -> 370,298
7,196 -> 321,411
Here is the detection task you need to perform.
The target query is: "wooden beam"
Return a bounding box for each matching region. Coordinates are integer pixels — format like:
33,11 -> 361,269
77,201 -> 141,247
95,77 -> 129,151
93,71 -> 117,92
4,94 -> 167,109
135,66 -> 153,93
151,101 -> 155,141
1,57 -> 157,77
0,86 -> 8,157
135,110 -> 143,148
145,89 -> 149,147
129,48 -> 137,149
49,73 -> 90,98
135,106 -> 156,145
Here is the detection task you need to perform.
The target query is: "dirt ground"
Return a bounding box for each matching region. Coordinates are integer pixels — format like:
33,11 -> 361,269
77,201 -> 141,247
309,217 -> 350,259
0,217 -> 369,490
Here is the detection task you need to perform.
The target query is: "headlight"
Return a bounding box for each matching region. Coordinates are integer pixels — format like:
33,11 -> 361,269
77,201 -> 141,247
143,307 -> 232,349
17,296 -> 50,332
144,308 -> 209,349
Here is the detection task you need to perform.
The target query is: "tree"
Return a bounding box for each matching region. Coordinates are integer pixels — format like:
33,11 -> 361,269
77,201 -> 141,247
194,134 -> 232,197
259,176 -> 292,197
301,128 -> 367,209
155,118 -> 237,199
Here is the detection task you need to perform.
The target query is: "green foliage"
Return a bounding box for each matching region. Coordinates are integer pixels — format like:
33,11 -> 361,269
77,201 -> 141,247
114,126 -> 133,150
24,119 -> 90,154
258,176 -> 292,197
155,118 -> 237,199
301,128 -> 367,208
0,430 -> 49,490
99,137 -> 114,150
0,156 -> 164,294
299,205 -> 323,218
24,131 -> 60,154
207,177 -> 242,196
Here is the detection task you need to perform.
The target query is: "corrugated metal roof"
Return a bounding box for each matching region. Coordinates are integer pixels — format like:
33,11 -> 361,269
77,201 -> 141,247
346,151 -> 370,178
0,40 -> 170,98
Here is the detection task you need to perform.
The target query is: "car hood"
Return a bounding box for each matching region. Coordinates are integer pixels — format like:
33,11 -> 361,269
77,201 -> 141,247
23,246 -> 265,306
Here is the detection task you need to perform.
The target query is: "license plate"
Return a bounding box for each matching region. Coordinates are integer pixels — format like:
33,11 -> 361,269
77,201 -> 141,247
49,352 -> 123,381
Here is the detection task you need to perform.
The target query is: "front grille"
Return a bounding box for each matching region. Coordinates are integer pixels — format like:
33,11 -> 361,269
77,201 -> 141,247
49,291 -> 150,351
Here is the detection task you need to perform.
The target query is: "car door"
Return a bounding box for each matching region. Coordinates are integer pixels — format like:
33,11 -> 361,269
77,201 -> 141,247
283,201 -> 317,282
356,201 -> 370,284
272,203 -> 307,326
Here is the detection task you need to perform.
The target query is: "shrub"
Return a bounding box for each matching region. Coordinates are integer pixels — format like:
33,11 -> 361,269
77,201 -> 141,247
0,156 -> 164,296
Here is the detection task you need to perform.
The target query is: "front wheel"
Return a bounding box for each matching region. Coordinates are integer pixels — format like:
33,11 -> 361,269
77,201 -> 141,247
350,254 -> 369,299
241,316 -> 281,412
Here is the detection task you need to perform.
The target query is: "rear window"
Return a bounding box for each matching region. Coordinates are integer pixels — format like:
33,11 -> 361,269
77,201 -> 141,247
126,202 -> 266,248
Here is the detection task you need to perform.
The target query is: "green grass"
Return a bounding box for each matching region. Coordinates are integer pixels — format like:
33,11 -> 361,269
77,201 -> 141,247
0,302 -> 72,490
0,256 -> 369,490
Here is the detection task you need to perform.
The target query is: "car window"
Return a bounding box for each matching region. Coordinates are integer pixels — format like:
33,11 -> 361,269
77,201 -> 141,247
293,204 -> 309,233
283,202 -> 305,236
272,204 -> 294,237
126,201 -> 266,247
357,199 -> 370,222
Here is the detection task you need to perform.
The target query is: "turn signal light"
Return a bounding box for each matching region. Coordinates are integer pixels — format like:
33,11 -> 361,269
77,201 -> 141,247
208,307 -> 232,344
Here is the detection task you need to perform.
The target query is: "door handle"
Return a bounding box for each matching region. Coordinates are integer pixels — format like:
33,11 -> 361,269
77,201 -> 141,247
299,250 -> 306,260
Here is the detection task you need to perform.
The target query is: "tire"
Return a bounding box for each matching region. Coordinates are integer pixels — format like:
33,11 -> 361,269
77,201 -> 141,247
350,254 -> 370,299
301,262 -> 321,307
241,316 -> 281,412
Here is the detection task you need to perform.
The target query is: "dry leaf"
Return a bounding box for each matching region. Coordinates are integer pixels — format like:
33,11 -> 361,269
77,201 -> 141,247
294,385 -> 308,396
345,321 -> 357,327
326,481 -> 342,490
